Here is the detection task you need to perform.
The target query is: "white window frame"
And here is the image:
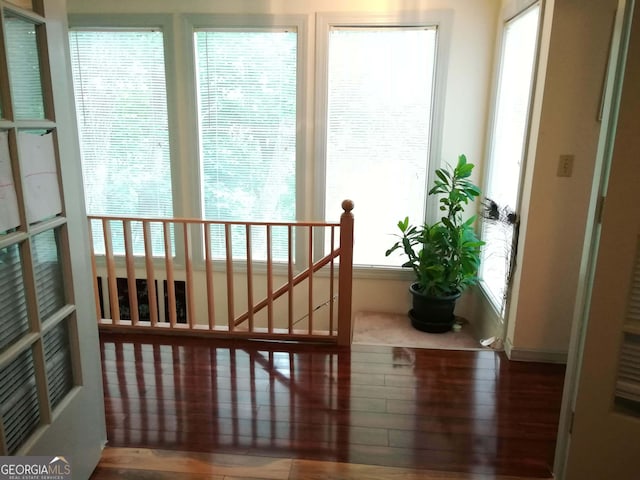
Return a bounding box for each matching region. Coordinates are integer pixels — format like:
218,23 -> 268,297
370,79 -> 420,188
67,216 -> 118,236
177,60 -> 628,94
479,1 -> 542,316
314,11 -> 452,272
68,15 -> 185,263
68,14 -> 180,209
69,14 -> 308,270
183,14 -> 308,266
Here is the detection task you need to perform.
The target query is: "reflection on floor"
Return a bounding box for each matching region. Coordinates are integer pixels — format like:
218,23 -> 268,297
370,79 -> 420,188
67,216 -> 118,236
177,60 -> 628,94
91,447 -> 554,479
98,332 -> 564,478
353,311 -> 485,350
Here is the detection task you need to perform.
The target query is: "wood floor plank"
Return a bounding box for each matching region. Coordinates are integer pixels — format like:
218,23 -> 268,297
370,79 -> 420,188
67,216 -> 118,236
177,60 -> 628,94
91,465 -> 223,479
98,332 -> 564,478
92,448 -> 553,480
290,458 -> 552,480
97,447 -> 291,479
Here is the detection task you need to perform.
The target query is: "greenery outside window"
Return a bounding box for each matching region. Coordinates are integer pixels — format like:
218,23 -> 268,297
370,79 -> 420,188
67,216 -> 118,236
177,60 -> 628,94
69,28 -> 173,256
194,29 -> 297,261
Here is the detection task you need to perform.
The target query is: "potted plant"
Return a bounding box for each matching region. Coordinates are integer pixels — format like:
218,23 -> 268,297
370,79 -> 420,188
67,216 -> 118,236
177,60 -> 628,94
385,154 -> 484,333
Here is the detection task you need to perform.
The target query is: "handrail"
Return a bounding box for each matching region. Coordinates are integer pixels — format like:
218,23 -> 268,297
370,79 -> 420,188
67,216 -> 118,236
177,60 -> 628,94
89,200 -> 354,345
233,248 -> 340,327
87,214 -> 340,228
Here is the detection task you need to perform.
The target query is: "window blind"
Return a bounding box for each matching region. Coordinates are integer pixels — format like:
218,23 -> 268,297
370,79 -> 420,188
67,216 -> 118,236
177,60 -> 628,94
0,244 -> 29,354
324,27 -> 436,266
69,30 -> 172,256
0,349 -> 40,454
616,333 -> 640,412
195,30 -> 296,261
43,319 -> 74,410
614,239 -> 640,416
32,228 -> 65,321
3,12 -> 45,119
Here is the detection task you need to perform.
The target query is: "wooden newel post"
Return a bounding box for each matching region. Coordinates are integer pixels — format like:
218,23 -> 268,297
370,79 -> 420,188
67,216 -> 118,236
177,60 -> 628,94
337,199 -> 354,346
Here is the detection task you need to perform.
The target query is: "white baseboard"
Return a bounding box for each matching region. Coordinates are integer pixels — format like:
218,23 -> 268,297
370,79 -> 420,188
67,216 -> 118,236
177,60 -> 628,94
504,338 -> 568,364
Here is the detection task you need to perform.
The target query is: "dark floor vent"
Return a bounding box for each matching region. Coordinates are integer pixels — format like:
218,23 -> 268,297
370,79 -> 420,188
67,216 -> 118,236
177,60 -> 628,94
97,277 -> 187,324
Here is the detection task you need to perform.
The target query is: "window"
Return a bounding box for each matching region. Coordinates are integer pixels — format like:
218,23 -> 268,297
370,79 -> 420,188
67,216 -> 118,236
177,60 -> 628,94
69,14 -> 449,270
480,4 -> 540,313
69,29 -> 172,255
194,29 -> 297,260
322,26 -> 438,266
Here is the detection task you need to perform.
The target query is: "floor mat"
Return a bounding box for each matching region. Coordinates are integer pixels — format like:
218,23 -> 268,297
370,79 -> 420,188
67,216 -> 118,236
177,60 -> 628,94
353,311 -> 485,350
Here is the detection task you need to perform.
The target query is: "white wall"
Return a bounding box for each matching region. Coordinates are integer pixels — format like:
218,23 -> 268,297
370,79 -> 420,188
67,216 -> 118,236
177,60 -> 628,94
67,0 -> 500,327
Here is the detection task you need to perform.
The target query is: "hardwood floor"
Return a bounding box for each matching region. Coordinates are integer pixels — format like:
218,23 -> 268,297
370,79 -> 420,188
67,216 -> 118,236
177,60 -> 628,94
91,447 -> 555,479
97,332 -> 565,478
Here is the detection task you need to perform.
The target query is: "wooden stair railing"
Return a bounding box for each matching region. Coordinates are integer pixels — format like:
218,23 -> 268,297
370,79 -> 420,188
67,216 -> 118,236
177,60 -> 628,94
88,200 -> 354,345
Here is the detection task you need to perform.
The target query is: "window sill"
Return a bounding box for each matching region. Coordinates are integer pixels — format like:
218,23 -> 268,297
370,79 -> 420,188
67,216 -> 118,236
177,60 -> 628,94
92,254 -> 414,282
352,265 -> 414,282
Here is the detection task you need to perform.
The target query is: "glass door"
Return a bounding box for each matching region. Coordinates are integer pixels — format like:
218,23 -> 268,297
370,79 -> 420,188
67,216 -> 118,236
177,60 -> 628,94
0,0 -> 105,477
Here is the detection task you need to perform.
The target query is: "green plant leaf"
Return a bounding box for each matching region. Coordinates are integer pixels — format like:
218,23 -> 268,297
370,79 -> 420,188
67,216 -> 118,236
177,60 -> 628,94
435,169 -> 449,184
385,243 -> 401,256
385,154 -> 483,297
456,163 -> 474,178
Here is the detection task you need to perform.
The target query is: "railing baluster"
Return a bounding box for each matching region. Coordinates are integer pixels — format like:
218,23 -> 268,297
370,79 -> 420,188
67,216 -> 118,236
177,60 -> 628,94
267,225 -> 273,333
246,225 -> 254,332
204,223 -> 216,330
288,225 -> 293,334
164,221 -> 176,327
143,221 -> 158,326
88,220 -> 101,321
330,225 -> 335,335
123,220 -> 139,325
225,224 -> 234,331
234,251 -> 335,327
183,222 -> 195,330
338,200 -> 355,346
308,225 -> 313,335
90,200 -> 354,343
102,219 -> 119,324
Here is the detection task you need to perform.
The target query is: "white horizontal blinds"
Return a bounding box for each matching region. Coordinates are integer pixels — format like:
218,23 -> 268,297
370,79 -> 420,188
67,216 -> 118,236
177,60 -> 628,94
625,243 -> 640,329
614,240 -> 640,416
69,30 -> 172,256
0,349 -> 40,454
43,319 -> 74,410
32,228 -> 65,320
3,12 -> 45,120
195,30 -> 296,261
324,27 -> 436,266
616,334 -> 640,412
480,4 -> 540,312
0,244 -> 29,353
0,3 -> 80,459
